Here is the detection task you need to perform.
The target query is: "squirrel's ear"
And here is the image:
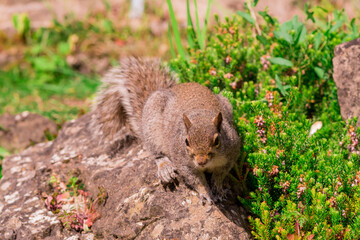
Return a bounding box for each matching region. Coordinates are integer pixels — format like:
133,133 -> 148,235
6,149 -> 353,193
183,114 -> 192,130
213,112 -> 222,132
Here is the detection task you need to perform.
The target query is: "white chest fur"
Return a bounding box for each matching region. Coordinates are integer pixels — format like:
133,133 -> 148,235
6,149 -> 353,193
204,155 -> 228,172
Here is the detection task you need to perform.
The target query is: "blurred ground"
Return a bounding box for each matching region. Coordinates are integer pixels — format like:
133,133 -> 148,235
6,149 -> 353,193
1,0 -> 359,34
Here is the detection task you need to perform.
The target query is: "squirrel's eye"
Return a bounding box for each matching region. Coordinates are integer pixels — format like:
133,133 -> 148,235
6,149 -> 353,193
185,138 -> 190,147
213,134 -> 220,147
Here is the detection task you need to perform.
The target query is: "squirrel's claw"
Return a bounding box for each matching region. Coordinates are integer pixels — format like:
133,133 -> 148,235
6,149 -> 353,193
155,157 -> 177,183
211,187 -> 231,203
200,193 -> 214,205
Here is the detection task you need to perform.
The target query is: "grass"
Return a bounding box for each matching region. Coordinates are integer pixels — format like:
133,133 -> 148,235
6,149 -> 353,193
0,2 -> 174,124
0,66 -> 98,122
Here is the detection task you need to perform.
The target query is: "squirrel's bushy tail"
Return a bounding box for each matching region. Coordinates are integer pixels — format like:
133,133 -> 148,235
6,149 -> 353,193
93,57 -> 176,138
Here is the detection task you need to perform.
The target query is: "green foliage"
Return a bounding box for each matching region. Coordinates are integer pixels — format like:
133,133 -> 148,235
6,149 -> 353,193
2,5 -> 172,123
12,13 -> 31,40
0,146 -> 10,159
0,61 -> 98,122
0,146 -> 10,179
167,0 -> 213,58
1,15 -> 103,122
169,4 -> 360,239
167,0 -> 187,58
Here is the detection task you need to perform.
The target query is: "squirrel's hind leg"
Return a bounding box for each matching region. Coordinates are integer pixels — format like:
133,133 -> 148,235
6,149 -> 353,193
216,94 -> 234,123
141,89 -> 172,154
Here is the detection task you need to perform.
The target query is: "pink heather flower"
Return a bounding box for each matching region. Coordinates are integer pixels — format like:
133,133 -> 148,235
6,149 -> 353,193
230,81 -> 237,89
281,181 -> 290,192
270,165 -> 279,176
223,73 -> 234,79
225,55 -> 232,64
342,210 -> 347,218
348,126 -> 359,153
254,116 -> 267,144
260,55 -> 270,70
253,166 -> 259,176
209,68 -> 217,76
297,184 -> 306,198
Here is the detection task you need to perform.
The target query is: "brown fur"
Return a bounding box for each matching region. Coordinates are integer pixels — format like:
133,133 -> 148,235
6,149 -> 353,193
92,57 -> 176,138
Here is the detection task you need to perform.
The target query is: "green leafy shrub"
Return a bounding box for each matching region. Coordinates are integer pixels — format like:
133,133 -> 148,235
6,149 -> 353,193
169,3 -> 360,239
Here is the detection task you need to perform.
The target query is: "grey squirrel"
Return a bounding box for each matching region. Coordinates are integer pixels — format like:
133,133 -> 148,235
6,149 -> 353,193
93,57 -> 241,203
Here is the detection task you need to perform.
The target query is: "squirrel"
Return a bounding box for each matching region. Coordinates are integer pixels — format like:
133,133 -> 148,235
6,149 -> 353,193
92,57 -> 241,203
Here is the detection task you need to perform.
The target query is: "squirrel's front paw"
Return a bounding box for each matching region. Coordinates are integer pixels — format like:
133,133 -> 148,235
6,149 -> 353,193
155,156 -> 177,183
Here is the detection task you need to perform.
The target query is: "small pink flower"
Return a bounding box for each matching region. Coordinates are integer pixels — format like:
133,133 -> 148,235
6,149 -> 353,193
209,68 -> 217,76
225,55 -> 232,64
223,73 -> 234,79
260,55 -> 270,70
270,165 -> 279,176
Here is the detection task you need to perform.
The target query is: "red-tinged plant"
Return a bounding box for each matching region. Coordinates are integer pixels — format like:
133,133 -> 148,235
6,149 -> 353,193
42,174 -> 107,232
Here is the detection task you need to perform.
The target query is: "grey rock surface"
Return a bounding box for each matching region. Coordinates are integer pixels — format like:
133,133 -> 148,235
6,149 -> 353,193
333,37 -> 360,127
0,112 -> 250,239
0,112 -> 57,152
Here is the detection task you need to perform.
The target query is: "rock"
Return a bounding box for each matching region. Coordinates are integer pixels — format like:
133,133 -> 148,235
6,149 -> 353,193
0,112 -> 58,152
0,113 -> 250,239
333,37 -> 360,127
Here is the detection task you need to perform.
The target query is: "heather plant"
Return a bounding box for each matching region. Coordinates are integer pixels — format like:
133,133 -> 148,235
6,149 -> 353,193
169,2 -> 360,239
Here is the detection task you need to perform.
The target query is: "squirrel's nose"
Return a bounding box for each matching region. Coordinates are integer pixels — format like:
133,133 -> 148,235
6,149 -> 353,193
195,155 -> 209,166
